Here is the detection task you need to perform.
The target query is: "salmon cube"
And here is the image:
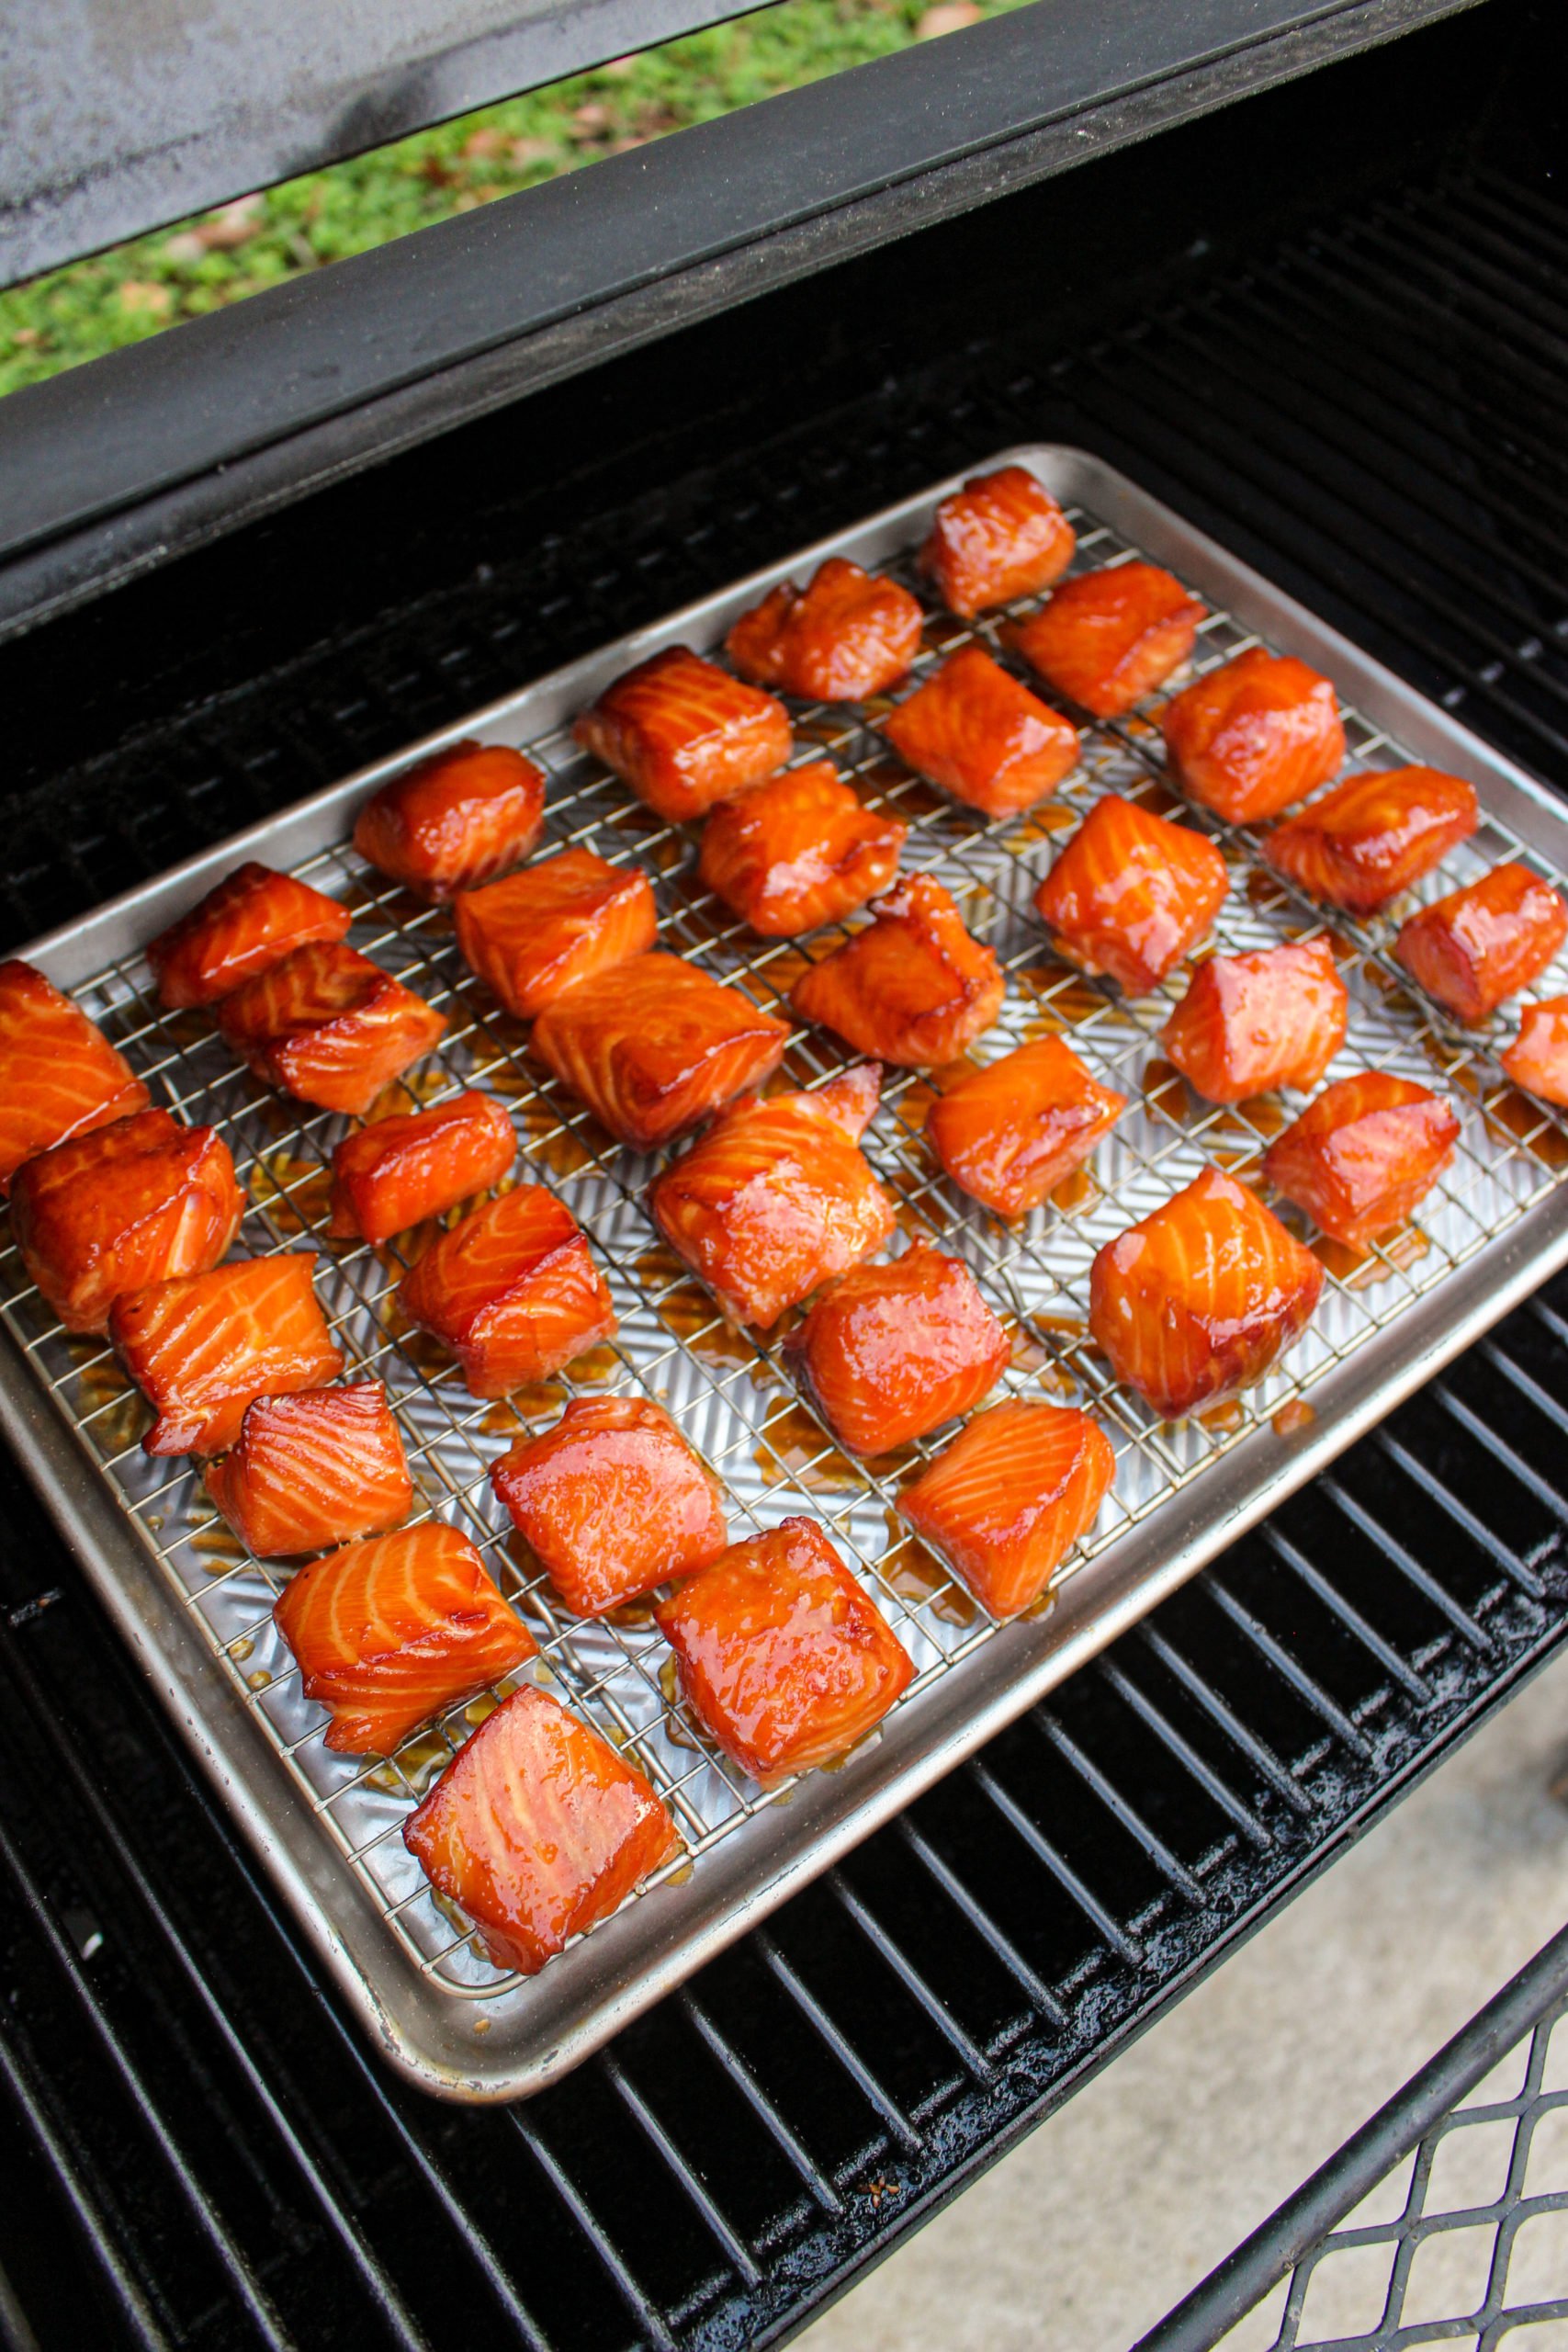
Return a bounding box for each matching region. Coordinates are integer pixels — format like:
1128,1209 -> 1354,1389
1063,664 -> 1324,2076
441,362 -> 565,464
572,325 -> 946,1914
573,646 -> 791,823
1161,937 -> 1348,1104
111,1253 -> 344,1456
882,645 -> 1078,817
1033,796 -> 1228,995
454,848 -> 657,1019
0,960 -> 150,1196
1502,999 -> 1568,1107
146,863 -> 352,1010
353,740 -> 546,899
790,874 -> 1003,1066
207,1382 -> 413,1557
398,1184 -> 615,1398
919,465 -> 1076,618
925,1036 -> 1125,1217
1262,1073 -> 1460,1250
787,1242 -> 1010,1455
899,1399 -> 1114,1617
328,1091 -> 516,1245
217,942 -> 446,1116
1008,561 -> 1206,718
1261,766 -> 1479,917
1395,862 -> 1567,1023
697,759 -> 905,937
727,558 -> 924,702
1162,649 -> 1345,824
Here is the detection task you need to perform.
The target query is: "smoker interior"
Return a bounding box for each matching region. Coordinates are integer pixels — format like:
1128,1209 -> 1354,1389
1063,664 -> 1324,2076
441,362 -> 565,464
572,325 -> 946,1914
4,3 -> 1568,2344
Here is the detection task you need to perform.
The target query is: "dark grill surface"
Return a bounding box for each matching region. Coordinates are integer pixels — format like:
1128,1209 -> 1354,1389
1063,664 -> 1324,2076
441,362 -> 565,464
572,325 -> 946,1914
5,134 -> 1568,2350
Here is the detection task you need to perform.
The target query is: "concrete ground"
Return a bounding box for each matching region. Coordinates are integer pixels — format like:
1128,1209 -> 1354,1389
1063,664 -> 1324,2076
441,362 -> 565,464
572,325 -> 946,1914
799,1647 -> 1568,2352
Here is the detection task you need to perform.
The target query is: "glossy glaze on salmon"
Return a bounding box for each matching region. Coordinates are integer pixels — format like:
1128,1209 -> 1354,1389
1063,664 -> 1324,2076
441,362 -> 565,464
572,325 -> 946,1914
1261,767 -> 1479,917
1262,1073 -> 1461,1250
1089,1165 -> 1323,1418
352,740 -> 546,899
398,1184 -> 615,1397
898,1398 -> 1114,1618
454,848 -> 658,1019
404,1683 -> 679,1974
787,1241 -> 1010,1455
217,941 -> 447,1115
789,874 -> 1004,1066
726,558 -> 924,702
925,1035 -> 1126,1217
648,1065 -> 896,1329
111,1253 -> 344,1455
207,1382 -> 414,1557
1161,937 -> 1348,1104
12,1107 -> 243,1332
0,960 -> 150,1196
531,952 -> 789,1151
1007,561 -> 1206,718
328,1091 -> 515,1246
275,1523 -> 536,1756
491,1396 -> 728,1617
1501,999 -> 1568,1106
654,1517 -> 913,1787
1033,795 -> 1229,995
1394,862 -> 1568,1023
918,465 -> 1076,618
1161,649 -> 1345,824
572,645 -> 792,823
881,645 -> 1078,817
146,863 -> 352,1010
696,759 -> 906,937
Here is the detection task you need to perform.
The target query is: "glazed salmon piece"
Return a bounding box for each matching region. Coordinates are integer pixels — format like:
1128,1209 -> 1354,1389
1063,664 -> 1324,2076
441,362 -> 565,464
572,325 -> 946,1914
899,1399 -> 1114,1618
1007,561 -> 1206,718
1502,1000 -> 1568,1106
111,1254 -> 344,1456
398,1184 -> 615,1397
918,464 -> 1076,618
790,874 -> 1004,1066
207,1382 -> 414,1557
1033,796 -> 1228,995
454,848 -> 657,1019
926,1035 -> 1126,1217
217,941 -> 446,1115
1161,937 -> 1348,1105
1262,1073 -> 1461,1250
1089,1165 -> 1323,1418
727,558 -> 924,702
353,740 -> 546,899
404,1684 -> 679,1974
1162,649 -> 1345,824
12,1108 -> 243,1333
532,952 -> 790,1151
328,1091 -> 515,1245
146,863 -> 351,1010
491,1396 -> 728,1617
654,1518 -> 913,1787
787,1242 -> 1010,1456
1261,767 -> 1479,917
276,1523 -> 536,1756
573,645 -> 792,823
0,960 -> 150,1196
696,759 -> 905,937
648,1065 -> 895,1329
882,645 -> 1078,818
1394,862 -> 1568,1023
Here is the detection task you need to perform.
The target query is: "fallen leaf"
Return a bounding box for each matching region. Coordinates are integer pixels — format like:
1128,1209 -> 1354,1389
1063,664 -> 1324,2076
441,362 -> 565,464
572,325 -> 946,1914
463,128 -> 506,157
163,232 -> 207,264
916,1 -> 982,33
571,101 -> 613,134
198,195 -> 264,250
118,280 -> 173,316
509,137 -> 559,167
11,327 -> 41,346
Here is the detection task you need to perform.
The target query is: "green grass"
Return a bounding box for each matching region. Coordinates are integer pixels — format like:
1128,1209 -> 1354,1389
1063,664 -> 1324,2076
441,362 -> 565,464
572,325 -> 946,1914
0,0 -> 1027,399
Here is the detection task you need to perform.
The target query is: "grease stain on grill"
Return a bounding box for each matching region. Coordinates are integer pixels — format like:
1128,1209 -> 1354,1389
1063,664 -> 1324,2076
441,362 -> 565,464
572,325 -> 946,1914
1144,1057 -> 1192,1124
1247,870 -> 1291,914
635,1247 -> 762,1374
657,1654 -> 707,1753
567,1343 -> 620,1387
1312,1224 -> 1431,1287
1020,970 -> 1106,1035
880,1507 -> 976,1627
1005,800 -> 1079,851
754,1400 -> 861,1491
1272,1396 -> 1317,1437
250,1151 -> 333,1236
481,1387 -> 569,1435
1481,1085 -> 1568,1170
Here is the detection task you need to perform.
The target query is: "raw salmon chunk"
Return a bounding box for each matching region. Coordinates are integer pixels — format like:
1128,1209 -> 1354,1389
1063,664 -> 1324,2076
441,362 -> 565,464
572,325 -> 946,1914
1161,937 -> 1348,1104
727,558 -> 923,702
207,1382 -> 413,1557
899,1399 -> 1114,1618
1033,796 -> 1228,995
654,1518 -> 913,1787
697,759 -> 905,937
1394,862 -> 1567,1023
531,952 -> 789,1151
1089,1166 -> 1323,1418
1502,1000 -> 1568,1106
0,960 -> 150,1195
398,1184 -> 615,1397
217,941 -> 446,1115
353,740 -> 546,899
454,848 -> 657,1019
787,1242 -> 1010,1455
111,1253 -> 344,1456
790,874 -> 1003,1066
276,1523 -> 535,1756
1007,561 -> 1206,718
573,645 -> 792,823
882,645 -> 1078,817
648,1065 -> 895,1328
926,1036 -> 1126,1217
12,1107 -> 243,1333
1262,1073 -> 1460,1250
1162,649 -> 1345,824
146,862 -> 351,1009
328,1091 -> 515,1245
404,1684 -> 679,1973
919,465 -> 1076,618
1261,767 -> 1479,917
491,1396 -> 728,1617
